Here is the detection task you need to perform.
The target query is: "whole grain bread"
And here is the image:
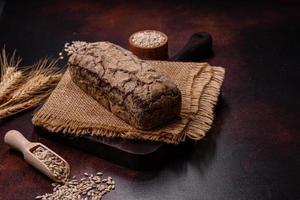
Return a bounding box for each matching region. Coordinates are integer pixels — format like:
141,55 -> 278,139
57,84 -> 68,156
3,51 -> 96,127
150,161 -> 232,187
68,42 -> 181,130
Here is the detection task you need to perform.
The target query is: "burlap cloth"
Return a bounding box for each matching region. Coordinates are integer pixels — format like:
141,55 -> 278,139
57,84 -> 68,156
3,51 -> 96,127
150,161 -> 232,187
32,61 -> 225,144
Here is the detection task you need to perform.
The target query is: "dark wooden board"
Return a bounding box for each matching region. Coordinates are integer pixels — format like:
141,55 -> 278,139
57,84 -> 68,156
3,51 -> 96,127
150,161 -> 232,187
34,126 -> 193,170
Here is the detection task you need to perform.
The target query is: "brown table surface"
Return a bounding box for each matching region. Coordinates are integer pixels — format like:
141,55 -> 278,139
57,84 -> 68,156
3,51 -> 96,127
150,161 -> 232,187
1,0 -> 300,199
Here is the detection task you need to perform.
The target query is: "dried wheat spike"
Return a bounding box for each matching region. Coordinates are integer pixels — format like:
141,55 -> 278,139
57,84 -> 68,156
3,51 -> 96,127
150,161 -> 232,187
0,93 -> 50,119
0,49 -> 64,118
0,58 -> 63,109
0,49 -> 24,104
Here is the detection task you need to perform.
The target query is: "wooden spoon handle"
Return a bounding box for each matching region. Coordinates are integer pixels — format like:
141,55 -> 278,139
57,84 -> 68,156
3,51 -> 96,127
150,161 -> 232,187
170,32 -> 213,62
4,130 -> 30,153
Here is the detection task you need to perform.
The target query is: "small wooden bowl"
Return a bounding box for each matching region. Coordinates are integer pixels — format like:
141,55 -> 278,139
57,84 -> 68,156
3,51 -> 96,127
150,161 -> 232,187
128,30 -> 168,60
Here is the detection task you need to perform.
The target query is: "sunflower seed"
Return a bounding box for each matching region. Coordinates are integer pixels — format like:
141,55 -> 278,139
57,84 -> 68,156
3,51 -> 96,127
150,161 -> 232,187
35,172 -> 115,200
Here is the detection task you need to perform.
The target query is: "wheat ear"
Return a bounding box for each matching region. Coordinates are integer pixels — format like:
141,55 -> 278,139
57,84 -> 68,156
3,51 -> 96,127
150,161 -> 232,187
0,58 -> 63,109
0,93 -> 50,119
0,49 -> 25,104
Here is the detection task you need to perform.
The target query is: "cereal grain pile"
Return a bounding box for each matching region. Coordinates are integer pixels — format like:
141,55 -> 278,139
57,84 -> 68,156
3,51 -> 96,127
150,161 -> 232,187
35,172 -> 115,200
130,30 -> 167,48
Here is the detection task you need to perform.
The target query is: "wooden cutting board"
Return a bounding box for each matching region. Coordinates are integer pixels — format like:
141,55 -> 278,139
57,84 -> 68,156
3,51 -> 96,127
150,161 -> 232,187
34,125 -> 193,170
33,33 -> 212,170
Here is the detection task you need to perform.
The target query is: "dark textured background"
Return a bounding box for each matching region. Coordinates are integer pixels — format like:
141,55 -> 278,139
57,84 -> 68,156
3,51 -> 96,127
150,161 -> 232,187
0,0 -> 300,199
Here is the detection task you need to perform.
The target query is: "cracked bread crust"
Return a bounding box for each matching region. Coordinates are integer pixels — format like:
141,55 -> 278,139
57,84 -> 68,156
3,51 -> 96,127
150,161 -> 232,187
68,42 -> 181,130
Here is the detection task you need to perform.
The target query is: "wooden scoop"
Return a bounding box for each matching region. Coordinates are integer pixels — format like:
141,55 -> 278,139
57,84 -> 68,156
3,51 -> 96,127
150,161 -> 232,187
4,130 -> 70,183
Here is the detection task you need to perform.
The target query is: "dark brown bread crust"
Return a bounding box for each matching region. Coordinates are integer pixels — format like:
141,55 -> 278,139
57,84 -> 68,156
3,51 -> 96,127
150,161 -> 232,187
68,42 -> 181,130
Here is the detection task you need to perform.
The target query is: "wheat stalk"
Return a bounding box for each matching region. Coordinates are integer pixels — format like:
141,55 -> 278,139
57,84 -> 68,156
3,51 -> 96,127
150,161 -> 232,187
1,74 -> 62,108
0,68 -> 23,103
0,48 -> 23,81
0,49 -> 64,119
0,93 -> 50,119
0,58 -> 63,109
0,49 -> 25,104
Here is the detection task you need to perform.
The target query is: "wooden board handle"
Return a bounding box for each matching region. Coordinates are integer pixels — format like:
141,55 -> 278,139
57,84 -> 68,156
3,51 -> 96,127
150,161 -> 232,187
4,130 -> 30,153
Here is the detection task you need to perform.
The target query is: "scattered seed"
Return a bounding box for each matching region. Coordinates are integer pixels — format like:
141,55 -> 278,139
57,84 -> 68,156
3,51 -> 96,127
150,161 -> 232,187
35,172 -> 115,200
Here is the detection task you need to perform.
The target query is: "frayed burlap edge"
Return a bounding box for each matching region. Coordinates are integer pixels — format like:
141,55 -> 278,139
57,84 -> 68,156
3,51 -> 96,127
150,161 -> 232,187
185,67 -> 225,140
32,64 -> 225,144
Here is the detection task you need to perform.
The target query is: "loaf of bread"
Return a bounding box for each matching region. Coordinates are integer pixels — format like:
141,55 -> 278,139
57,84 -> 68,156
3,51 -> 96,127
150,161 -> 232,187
68,41 -> 181,130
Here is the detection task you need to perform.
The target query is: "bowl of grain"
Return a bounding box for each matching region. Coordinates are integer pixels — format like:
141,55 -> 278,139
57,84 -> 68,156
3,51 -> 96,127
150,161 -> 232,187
129,30 -> 168,60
